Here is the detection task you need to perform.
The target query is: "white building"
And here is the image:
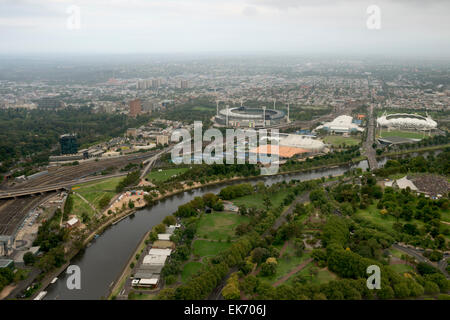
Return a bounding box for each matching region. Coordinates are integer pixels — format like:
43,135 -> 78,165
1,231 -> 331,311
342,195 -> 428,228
377,113 -> 437,131
315,115 -> 364,134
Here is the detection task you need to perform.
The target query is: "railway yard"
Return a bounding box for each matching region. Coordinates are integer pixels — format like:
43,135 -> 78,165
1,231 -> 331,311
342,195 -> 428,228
0,150 -> 158,257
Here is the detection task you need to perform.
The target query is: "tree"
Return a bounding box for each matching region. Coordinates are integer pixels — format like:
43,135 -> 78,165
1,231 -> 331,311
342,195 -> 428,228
162,215 -> 176,226
251,247 -> 270,264
260,258 -> 277,277
238,204 -> 248,216
23,252 -> 35,266
263,195 -> 272,211
221,273 -> 241,300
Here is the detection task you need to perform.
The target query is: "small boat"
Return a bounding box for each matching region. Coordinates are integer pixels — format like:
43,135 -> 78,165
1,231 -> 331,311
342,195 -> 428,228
50,277 -> 58,284
94,234 -> 100,239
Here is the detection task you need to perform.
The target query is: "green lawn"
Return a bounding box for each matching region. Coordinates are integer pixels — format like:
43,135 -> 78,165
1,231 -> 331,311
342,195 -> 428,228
288,264 -> 337,286
232,191 -> 286,210
323,135 -> 361,147
356,203 -> 397,231
258,242 -> 312,285
71,193 -> 95,219
441,210 -> 450,223
389,248 -> 411,259
380,130 -> 428,140
196,212 -> 251,241
388,264 -> 415,274
72,176 -> 123,211
192,240 -> 231,257
181,261 -> 204,283
355,203 -> 429,233
145,167 -> 189,182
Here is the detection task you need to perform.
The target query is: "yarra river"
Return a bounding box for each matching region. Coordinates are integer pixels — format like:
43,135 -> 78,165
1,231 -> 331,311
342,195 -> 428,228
45,151 -> 436,299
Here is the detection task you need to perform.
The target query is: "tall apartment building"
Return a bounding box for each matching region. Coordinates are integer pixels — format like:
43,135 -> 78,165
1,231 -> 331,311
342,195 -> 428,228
60,134 -> 78,155
180,80 -> 189,89
129,99 -> 142,117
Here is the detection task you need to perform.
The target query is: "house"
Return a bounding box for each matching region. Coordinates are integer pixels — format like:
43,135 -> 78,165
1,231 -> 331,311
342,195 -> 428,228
157,233 -> 172,241
66,217 -> 80,229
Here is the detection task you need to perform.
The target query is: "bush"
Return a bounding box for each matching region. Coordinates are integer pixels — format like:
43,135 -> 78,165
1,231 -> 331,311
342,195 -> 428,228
23,252 -> 35,266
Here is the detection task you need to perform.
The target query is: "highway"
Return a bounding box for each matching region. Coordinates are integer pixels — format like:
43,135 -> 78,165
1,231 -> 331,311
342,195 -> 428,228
392,243 -> 449,278
140,146 -> 173,180
363,104 -> 378,170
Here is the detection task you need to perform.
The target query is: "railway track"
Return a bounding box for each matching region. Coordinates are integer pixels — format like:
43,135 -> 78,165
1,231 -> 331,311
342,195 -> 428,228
7,151 -> 157,190
0,194 -> 50,236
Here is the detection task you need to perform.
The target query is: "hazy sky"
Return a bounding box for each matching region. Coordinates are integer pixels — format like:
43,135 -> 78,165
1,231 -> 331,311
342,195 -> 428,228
1,0 -> 449,58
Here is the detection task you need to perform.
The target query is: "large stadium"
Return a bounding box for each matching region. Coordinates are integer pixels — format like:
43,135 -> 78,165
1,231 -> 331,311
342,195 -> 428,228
377,113 -> 437,131
214,106 -> 287,128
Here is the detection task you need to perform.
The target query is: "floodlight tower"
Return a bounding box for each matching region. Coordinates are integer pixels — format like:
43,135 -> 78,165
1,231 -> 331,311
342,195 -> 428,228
262,106 -> 266,127
226,105 -> 229,127
287,103 -> 290,123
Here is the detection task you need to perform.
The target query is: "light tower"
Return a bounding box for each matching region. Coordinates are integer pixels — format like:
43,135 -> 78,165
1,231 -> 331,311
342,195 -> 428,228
216,100 -> 219,116
287,103 -> 290,123
262,106 -> 266,127
226,105 -> 229,127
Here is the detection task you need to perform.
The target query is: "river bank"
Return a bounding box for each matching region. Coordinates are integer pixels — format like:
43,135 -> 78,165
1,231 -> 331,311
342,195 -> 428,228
38,144 -> 447,300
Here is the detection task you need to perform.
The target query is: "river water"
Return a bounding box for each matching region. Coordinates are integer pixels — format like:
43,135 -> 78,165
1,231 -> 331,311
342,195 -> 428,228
44,151 -> 440,299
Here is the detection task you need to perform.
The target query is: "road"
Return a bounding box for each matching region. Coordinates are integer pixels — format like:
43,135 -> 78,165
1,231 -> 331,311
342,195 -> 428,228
140,146 -> 173,180
363,104 -> 378,170
392,243 -> 449,278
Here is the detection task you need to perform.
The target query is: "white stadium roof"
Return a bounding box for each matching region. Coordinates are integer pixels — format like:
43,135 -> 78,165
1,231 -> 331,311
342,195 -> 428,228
377,113 -> 437,130
315,115 -> 364,133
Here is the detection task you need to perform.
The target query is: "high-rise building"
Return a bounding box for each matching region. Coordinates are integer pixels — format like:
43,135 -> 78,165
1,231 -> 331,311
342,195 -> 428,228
129,99 -> 142,117
180,80 -> 189,89
60,134 -> 78,155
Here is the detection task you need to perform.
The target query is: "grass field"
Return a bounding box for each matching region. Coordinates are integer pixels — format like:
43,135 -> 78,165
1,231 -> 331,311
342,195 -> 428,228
287,264 -> 337,286
71,193 -> 96,219
181,261 -> 204,283
389,248 -> 411,259
72,176 -> 123,212
196,212 -> 251,241
323,135 -> 361,147
441,210 -> 450,223
258,242 -> 312,285
145,167 -> 189,182
379,130 -> 428,140
388,263 -> 415,274
232,191 -> 286,210
355,203 -> 429,233
192,240 -> 231,257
